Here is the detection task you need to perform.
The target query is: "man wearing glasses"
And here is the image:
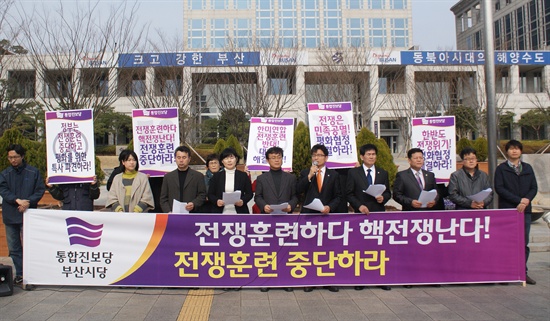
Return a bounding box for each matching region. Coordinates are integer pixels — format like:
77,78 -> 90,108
447,147 -> 493,210
254,146 -> 298,214
0,144 -> 45,285
296,144 -> 342,293
160,145 -> 206,213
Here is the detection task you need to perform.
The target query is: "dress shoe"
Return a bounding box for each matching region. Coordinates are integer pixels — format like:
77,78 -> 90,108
526,275 -> 536,285
403,285 -> 413,289
260,287 -> 269,292
354,286 -> 365,290
378,286 -> 391,291
326,286 -> 339,292
303,287 -> 314,292
432,284 -> 441,288
284,287 -> 293,292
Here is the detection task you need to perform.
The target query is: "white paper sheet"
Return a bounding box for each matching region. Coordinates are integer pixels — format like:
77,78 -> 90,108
303,198 -> 325,212
270,203 -> 290,214
363,184 -> 386,197
222,191 -> 242,204
467,188 -> 492,203
172,199 -> 189,214
418,189 -> 437,208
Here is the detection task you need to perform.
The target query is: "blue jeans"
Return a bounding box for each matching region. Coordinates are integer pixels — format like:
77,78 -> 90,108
4,223 -> 23,277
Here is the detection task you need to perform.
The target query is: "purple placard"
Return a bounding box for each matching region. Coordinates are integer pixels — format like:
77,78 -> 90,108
132,108 -> 178,118
412,116 -> 455,127
308,102 -> 352,112
48,176 -> 95,184
250,117 -> 294,125
113,209 -> 524,287
45,109 -> 93,121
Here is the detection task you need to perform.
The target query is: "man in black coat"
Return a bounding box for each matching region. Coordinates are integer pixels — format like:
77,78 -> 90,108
494,140 -> 538,285
297,144 -> 341,215
346,144 -> 391,214
254,146 -> 298,214
297,144 -> 341,293
393,148 -> 438,211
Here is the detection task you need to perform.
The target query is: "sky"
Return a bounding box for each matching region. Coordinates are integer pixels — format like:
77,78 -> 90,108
15,0 -> 458,51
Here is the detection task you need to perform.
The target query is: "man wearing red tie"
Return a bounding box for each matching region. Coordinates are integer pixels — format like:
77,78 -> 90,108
297,144 -> 342,215
297,144 -> 341,293
393,148 -> 439,211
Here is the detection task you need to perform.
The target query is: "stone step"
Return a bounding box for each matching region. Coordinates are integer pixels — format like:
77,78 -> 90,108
531,242 -> 550,252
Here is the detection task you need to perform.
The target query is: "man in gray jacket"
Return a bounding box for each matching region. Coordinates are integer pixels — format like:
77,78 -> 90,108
160,146 -> 206,213
448,147 -> 493,210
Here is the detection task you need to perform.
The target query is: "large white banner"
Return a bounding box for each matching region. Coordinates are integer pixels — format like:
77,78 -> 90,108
246,117 -> 294,171
411,116 -> 456,183
132,108 -> 179,177
46,109 -> 95,184
307,102 -> 357,169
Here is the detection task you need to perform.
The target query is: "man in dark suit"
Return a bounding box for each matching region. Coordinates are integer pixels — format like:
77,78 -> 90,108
160,146 -> 206,213
297,144 -> 341,214
254,146 -> 298,214
393,148 -> 438,211
346,144 -> 391,214
254,146 -> 297,293
297,144 -> 341,293
346,143 -> 392,291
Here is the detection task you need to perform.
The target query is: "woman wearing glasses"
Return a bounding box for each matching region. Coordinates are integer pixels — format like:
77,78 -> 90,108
208,147 -> 252,214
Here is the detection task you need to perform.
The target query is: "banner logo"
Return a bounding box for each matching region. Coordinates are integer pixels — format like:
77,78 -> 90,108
65,217 -> 104,247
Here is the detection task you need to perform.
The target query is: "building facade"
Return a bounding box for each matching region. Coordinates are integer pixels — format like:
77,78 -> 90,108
452,0 -> 550,50
3,49 -> 549,155
183,0 -> 412,50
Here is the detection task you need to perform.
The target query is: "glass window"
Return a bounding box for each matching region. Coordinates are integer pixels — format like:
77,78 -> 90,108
280,0 -> 296,9
211,19 -> 228,48
391,18 -> 408,48
189,0 -> 204,10
369,18 -> 386,47
347,0 -> 362,9
347,18 -> 364,47
211,0 -> 227,9
234,0 -> 249,9
302,0 -> 319,9
368,0 -> 384,9
390,0 -> 406,9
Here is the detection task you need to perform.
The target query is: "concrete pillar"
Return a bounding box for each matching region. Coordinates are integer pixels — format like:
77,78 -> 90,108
509,65 -> 520,94
295,65 -> 307,124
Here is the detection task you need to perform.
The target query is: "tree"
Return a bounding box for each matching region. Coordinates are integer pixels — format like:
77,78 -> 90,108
18,0 -> 146,119
446,105 -> 477,139
292,121 -> 311,178
94,108 -> 132,145
213,138 -> 226,156
517,109 -> 549,140
0,1 -> 33,136
225,135 -> 243,161
218,108 -> 249,145
355,127 -> 397,186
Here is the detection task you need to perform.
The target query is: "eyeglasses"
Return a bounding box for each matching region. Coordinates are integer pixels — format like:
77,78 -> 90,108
312,153 -> 327,158
224,155 -> 236,160
463,157 -> 477,162
269,155 -> 282,160
7,156 -> 21,160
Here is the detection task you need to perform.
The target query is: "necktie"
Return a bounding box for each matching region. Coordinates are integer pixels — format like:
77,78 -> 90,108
415,171 -> 423,189
317,169 -> 322,193
367,169 -> 372,186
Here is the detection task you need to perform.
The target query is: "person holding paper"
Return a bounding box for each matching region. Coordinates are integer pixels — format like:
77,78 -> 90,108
494,140 -> 538,285
0,144 -> 45,285
297,144 -> 341,293
106,150 -> 154,213
208,147 -> 252,214
46,176 -> 100,211
160,146 -> 206,213
393,148 -> 439,211
254,146 -> 298,214
297,144 -> 341,215
447,147 -> 493,210
346,144 -> 391,215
